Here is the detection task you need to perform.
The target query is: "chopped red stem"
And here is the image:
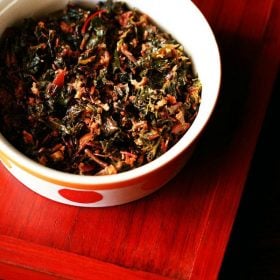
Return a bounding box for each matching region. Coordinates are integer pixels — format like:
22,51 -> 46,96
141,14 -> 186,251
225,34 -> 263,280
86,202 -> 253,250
81,9 -> 107,35
53,70 -> 66,87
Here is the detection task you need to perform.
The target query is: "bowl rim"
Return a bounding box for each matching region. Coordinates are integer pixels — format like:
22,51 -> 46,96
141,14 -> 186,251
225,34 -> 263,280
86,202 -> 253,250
0,0 -> 221,189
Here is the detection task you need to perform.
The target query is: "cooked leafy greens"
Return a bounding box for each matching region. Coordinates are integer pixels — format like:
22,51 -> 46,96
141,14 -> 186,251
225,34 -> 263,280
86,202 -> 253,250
0,2 -> 201,175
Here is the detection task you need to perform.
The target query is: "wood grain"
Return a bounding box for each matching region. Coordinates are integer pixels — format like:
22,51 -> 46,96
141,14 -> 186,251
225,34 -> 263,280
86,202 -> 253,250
1,0 -> 280,279
0,235 -> 169,280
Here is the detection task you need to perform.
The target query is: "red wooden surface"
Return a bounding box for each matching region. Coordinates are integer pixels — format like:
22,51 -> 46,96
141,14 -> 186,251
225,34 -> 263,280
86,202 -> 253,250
0,235 -> 169,280
0,0 -> 279,279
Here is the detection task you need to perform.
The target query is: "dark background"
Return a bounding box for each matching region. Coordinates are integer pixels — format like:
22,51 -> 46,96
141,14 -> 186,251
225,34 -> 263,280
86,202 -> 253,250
219,72 -> 280,279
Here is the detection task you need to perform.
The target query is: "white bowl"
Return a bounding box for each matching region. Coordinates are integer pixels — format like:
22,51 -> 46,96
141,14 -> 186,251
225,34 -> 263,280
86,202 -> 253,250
0,0 -> 221,207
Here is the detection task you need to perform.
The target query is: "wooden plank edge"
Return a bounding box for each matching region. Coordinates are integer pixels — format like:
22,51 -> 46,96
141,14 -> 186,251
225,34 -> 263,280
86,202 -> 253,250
0,234 -> 171,280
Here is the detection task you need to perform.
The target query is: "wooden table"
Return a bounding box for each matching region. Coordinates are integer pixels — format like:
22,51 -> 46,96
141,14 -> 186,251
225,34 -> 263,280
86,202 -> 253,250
0,0 -> 279,279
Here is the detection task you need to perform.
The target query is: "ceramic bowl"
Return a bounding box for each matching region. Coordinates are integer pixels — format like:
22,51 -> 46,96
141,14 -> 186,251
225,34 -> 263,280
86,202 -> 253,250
0,0 -> 221,207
